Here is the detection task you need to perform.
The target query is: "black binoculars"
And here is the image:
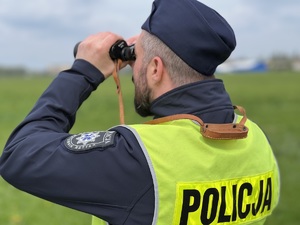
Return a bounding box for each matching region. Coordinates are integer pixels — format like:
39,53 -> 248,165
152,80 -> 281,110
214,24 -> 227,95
73,40 -> 136,61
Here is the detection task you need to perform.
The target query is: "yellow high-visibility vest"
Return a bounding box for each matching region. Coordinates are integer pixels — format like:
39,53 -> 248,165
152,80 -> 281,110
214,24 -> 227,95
92,216 -> 107,225
92,116 -> 280,225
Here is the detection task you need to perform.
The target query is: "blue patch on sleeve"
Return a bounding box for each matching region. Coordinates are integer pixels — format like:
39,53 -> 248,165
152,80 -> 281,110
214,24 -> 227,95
64,131 -> 116,152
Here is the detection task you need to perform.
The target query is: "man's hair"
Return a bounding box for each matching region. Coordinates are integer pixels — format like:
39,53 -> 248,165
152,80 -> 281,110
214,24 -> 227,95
140,31 -> 214,86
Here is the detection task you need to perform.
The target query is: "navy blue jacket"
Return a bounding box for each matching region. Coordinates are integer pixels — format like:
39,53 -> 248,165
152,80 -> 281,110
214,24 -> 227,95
0,59 -> 234,225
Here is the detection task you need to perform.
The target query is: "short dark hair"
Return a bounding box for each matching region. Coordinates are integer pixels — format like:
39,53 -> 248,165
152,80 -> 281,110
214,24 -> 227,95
140,31 -> 214,87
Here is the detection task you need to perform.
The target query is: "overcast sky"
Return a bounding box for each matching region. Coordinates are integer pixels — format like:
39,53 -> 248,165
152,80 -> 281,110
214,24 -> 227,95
0,0 -> 299,70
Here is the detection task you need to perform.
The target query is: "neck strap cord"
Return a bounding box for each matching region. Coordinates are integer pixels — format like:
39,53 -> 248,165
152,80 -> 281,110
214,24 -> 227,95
112,59 -> 125,125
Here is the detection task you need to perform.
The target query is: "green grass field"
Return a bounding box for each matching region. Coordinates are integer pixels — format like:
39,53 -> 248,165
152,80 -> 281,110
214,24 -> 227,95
0,71 -> 299,225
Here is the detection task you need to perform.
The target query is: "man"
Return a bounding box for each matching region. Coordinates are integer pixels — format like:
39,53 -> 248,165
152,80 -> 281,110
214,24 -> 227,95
0,0 -> 279,225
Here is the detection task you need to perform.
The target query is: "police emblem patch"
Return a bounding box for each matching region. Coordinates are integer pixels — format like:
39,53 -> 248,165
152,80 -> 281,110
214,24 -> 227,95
64,131 -> 116,152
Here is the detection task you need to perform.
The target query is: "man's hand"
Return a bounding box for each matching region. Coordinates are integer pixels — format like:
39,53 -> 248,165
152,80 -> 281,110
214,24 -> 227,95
126,34 -> 139,46
75,32 -> 123,78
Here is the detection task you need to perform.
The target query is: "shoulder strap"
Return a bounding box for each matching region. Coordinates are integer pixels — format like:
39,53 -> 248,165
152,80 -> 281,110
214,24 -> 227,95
144,105 -> 248,140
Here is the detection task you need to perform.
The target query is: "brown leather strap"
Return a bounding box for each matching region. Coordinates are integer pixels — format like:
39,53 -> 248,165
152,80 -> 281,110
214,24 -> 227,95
201,122 -> 248,140
144,106 -> 249,140
112,59 -> 125,124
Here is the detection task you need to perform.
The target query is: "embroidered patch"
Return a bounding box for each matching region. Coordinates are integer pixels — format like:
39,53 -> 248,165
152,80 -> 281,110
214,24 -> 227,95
64,131 -> 116,152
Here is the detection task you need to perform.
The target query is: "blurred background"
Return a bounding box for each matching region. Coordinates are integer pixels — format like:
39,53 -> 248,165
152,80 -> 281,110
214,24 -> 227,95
0,0 -> 300,73
0,0 -> 299,224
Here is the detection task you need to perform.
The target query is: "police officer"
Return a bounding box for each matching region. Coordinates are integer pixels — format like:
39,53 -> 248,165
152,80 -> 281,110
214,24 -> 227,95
0,0 -> 279,225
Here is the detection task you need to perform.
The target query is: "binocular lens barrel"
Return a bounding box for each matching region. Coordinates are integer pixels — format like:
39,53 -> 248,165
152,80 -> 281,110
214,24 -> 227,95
73,40 -> 135,61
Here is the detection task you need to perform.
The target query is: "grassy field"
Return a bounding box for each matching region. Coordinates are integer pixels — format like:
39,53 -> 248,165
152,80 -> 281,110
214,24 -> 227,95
0,71 -> 299,224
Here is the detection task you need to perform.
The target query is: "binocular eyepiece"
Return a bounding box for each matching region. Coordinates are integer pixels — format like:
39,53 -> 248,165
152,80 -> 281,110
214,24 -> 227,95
109,40 -> 136,61
73,40 -> 136,62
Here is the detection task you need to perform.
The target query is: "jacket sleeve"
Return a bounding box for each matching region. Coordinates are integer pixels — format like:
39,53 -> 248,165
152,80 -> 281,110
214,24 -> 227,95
0,59 -> 153,224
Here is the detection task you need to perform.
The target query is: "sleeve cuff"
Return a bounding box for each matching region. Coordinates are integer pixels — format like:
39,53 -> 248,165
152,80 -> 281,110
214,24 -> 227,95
69,59 -> 105,90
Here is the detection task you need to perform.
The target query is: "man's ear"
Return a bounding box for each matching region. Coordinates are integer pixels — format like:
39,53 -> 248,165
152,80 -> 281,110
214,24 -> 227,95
147,56 -> 164,84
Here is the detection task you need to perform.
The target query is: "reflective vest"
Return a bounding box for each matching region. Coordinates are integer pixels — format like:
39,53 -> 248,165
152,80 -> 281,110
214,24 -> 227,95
92,116 -> 280,225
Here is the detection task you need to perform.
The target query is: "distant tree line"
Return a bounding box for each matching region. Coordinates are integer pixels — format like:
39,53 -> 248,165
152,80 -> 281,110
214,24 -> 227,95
0,66 -> 51,77
0,54 -> 299,76
0,66 -> 28,76
267,54 -> 300,71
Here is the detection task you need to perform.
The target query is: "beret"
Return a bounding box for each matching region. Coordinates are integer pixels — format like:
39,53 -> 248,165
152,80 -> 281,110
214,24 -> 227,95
142,0 -> 236,76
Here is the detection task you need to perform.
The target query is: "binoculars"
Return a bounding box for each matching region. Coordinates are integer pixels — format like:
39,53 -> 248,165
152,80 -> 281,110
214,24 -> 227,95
73,40 -> 136,61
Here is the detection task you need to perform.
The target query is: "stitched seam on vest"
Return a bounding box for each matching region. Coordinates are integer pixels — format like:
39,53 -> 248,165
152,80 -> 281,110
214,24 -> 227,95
118,125 -> 158,225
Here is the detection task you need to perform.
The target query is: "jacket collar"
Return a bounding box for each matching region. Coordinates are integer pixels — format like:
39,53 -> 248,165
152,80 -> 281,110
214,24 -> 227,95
150,79 -> 234,123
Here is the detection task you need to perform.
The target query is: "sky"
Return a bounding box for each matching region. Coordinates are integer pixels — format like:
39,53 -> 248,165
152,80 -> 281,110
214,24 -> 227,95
0,0 -> 299,70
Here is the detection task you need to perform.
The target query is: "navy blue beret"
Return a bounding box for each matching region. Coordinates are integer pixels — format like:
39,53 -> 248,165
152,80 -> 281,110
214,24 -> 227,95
142,0 -> 236,76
